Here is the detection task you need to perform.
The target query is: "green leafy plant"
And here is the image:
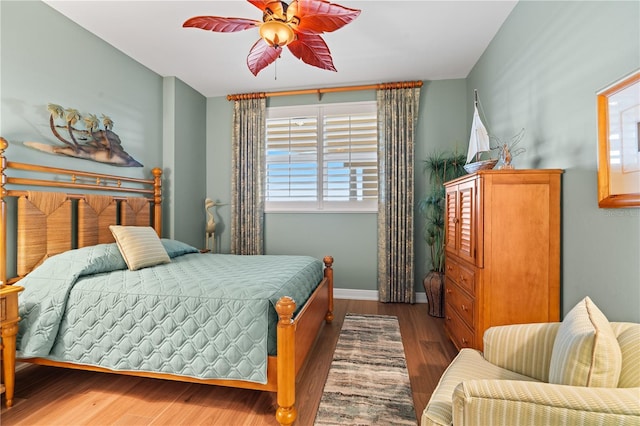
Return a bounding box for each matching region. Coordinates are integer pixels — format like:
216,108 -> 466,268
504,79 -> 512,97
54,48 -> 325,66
419,151 -> 467,272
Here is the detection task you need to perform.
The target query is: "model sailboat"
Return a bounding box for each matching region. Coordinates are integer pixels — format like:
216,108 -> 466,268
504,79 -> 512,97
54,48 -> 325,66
464,90 -> 497,173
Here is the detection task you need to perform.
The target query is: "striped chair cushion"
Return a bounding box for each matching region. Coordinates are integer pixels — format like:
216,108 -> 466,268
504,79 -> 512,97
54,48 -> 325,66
549,296 -> 622,387
483,322 -> 560,383
109,225 -> 170,271
422,348 -> 539,426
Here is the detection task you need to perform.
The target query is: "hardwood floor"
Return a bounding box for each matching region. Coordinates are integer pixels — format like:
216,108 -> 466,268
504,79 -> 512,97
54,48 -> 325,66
1,299 -> 457,426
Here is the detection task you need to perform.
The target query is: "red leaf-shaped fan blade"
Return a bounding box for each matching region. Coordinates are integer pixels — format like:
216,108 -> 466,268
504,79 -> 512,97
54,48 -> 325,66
287,33 -> 336,71
248,0 -> 270,11
287,0 -> 360,34
248,0 -> 285,19
183,16 -> 259,32
247,38 -> 281,75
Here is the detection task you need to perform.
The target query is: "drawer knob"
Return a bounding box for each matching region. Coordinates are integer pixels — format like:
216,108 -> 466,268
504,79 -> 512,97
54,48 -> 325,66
446,289 -> 452,294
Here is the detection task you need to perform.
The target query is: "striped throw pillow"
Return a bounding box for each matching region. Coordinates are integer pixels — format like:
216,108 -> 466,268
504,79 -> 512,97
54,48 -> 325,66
109,225 -> 170,271
548,296 -> 622,387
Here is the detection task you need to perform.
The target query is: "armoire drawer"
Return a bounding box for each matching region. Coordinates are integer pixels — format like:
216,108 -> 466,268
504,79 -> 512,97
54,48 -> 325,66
456,263 -> 475,295
444,260 -> 459,282
445,302 -> 474,349
445,279 -> 474,327
446,257 -> 476,295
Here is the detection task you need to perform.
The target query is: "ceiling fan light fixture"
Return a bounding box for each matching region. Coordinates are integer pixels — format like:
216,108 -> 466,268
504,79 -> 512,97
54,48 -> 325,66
183,0 -> 361,75
259,20 -> 295,47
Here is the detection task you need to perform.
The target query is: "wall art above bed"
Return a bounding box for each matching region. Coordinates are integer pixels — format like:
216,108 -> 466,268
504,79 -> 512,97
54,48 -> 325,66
24,103 -> 143,167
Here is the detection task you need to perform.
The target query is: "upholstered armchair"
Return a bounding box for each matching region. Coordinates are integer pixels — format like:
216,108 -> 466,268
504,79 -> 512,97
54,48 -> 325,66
423,297 -> 640,426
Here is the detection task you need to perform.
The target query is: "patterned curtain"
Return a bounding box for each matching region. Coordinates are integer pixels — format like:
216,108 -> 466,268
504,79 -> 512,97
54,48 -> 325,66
377,85 -> 421,303
230,97 -> 266,255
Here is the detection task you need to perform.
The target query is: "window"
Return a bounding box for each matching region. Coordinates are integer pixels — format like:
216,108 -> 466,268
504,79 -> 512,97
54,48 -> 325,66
265,102 -> 378,212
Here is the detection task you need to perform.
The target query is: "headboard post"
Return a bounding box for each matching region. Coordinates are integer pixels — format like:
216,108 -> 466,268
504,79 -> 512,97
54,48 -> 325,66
0,137 -> 8,284
152,167 -> 162,237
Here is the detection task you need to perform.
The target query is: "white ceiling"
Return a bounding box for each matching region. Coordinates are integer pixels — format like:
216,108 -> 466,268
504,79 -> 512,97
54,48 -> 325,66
43,0 -> 518,98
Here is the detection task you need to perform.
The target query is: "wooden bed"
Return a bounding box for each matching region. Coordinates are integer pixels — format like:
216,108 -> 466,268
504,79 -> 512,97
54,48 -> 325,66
0,137 -> 334,425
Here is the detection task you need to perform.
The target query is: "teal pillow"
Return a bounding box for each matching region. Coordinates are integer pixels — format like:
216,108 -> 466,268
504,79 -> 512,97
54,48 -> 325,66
161,239 -> 200,258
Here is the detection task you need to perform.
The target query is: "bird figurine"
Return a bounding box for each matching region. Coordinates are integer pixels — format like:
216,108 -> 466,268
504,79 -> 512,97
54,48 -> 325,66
205,198 -> 227,252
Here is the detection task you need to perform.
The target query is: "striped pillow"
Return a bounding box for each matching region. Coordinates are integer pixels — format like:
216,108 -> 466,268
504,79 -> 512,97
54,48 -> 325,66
109,225 -> 170,271
548,296 -> 622,387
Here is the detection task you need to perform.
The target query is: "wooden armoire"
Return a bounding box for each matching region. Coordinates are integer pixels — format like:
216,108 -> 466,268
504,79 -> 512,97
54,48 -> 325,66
443,169 -> 562,351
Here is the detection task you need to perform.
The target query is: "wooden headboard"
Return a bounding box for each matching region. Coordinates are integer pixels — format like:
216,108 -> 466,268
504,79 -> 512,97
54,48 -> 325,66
0,137 -> 162,284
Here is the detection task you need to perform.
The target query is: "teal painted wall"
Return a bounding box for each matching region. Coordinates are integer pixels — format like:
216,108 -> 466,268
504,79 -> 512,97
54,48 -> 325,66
205,96 -> 233,253
467,1 -> 640,321
415,80 -> 468,291
0,1 -> 163,174
164,77 -> 207,248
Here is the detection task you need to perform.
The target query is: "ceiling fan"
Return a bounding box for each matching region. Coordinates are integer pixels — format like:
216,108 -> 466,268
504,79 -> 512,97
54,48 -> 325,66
183,0 -> 361,76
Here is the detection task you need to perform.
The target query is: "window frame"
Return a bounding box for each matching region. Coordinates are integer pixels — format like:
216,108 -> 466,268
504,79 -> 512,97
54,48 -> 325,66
265,101 -> 378,213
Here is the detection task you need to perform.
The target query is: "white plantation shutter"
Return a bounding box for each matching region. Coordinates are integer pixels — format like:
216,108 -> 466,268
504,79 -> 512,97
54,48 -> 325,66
323,112 -> 378,207
266,102 -> 377,212
265,116 -> 318,202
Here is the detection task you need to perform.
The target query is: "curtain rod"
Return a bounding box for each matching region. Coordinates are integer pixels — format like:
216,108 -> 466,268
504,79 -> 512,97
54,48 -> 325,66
226,80 -> 423,101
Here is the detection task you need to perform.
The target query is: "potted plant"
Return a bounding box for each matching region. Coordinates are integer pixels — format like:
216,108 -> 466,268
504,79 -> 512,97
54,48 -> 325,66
419,151 -> 467,317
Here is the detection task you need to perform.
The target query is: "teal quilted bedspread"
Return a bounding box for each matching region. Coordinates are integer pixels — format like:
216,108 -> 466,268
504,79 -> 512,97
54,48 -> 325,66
16,240 -> 323,384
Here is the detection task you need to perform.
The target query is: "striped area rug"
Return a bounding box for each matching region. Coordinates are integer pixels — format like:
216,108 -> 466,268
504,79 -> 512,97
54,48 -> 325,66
314,313 -> 416,425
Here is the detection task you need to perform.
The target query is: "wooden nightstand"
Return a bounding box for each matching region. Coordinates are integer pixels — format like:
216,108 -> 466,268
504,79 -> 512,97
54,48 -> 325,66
1,284 -> 24,408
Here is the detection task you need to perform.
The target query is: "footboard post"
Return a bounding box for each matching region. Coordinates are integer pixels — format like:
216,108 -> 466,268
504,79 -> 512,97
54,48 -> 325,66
275,296 -> 297,426
323,256 -> 334,323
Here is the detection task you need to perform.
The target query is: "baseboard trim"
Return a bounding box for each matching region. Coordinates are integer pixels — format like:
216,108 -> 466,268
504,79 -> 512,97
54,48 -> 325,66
334,288 -> 427,303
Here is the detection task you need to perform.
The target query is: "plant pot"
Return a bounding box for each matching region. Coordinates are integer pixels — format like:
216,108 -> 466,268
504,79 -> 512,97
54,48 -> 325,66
423,271 -> 445,318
